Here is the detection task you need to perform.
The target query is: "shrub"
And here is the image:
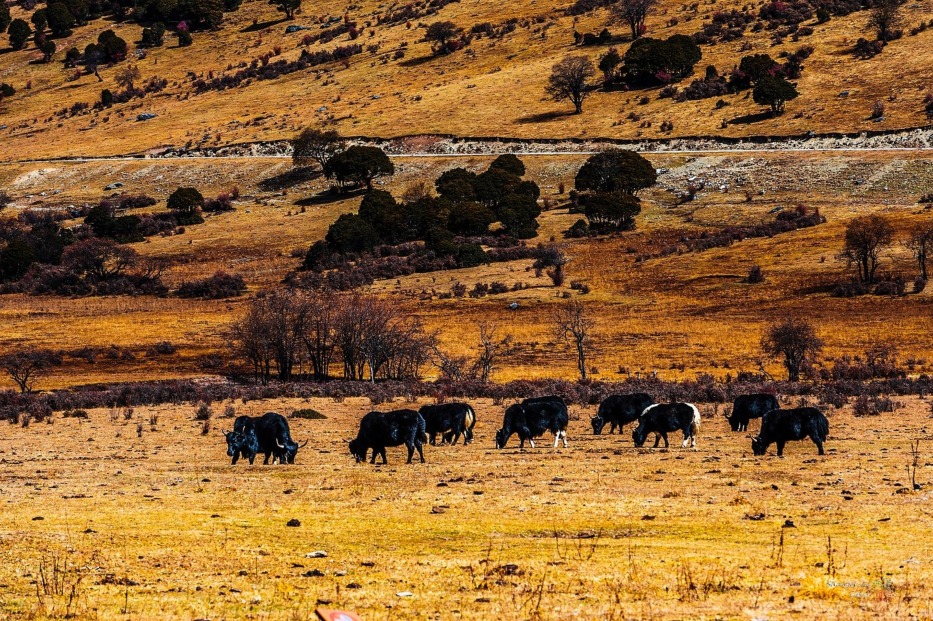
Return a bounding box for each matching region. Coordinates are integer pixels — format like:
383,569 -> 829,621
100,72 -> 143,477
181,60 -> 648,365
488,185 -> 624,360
176,271 -> 246,299
167,187 -> 204,224
854,37 -> 883,59
746,265 -> 764,283
194,402 -> 212,420
624,34 -> 702,85
62,409 -> 89,418
147,341 -> 177,356
290,408 -> 326,419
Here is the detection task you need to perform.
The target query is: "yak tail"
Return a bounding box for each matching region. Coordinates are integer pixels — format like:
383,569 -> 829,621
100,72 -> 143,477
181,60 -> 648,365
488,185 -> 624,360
818,415 -> 829,439
417,412 -> 427,444
689,403 -> 701,437
464,406 -> 476,432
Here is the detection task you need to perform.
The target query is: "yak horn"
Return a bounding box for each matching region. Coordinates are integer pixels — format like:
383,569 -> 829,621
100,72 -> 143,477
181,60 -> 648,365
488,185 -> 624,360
299,439 -> 309,448
276,439 -> 285,448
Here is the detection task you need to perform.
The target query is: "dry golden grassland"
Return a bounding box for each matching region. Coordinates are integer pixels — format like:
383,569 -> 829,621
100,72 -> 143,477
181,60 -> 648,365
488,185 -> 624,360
1,396 -> 932,620
1,150 -> 933,388
1,0 -> 932,160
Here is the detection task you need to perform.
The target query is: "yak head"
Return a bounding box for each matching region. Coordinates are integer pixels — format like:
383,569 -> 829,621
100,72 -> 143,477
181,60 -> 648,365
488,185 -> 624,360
277,438 -> 309,464
631,424 -> 648,448
590,415 -> 606,435
348,438 -> 365,463
751,435 -> 766,456
494,428 -> 508,449
224,430 -> 245,458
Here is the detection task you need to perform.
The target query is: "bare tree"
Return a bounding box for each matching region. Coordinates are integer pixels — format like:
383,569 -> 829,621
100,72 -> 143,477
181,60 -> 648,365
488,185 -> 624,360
475,322 -> 512,383
840,215 -> 894,284
0,350 -> 60,393
554,299 -> 595,380
291,127 -> 346,170
301,290 -> 337,380
906,222 -> 933,280
114,64 -> 141,90
546,56 -> 596,114
761,318 -> 823,382
867,0 -> 902,43
612,0 -> 657,40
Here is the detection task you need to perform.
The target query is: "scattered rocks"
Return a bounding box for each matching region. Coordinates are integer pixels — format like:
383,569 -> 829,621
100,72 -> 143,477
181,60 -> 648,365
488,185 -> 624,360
305,550 -> 327,558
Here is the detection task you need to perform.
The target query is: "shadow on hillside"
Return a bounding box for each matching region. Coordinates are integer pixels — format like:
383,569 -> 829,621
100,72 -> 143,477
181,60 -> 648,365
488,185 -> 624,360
294,189 -> 364,206
241,18 -> 287,33
516,110 -> 576,124
398,55 -> 437,68
728,111 -> 774,125
258,166 -> 321,191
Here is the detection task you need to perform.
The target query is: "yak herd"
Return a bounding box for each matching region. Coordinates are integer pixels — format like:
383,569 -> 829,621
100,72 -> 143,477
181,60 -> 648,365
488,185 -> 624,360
222,392 -> 831,465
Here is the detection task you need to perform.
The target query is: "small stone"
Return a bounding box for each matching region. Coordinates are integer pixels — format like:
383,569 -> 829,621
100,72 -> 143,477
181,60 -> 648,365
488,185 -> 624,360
286,518 -> 301,527
305,551 -> 327,558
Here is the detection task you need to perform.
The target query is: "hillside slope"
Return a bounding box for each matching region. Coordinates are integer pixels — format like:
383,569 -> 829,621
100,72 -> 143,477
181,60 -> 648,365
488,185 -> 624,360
0,0 -> 931,159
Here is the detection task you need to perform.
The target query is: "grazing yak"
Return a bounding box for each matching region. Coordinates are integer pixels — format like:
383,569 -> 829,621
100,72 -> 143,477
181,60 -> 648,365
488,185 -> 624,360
231,413 -> 306,465
752,407 -> 828,456
223,424 -> 260,465
591,393 -> 654,435
495,396 -> 568,449
350,409 -> 427,464
632,403 -> 701,449
419,403 -> 476,446
726,393 -> 779,432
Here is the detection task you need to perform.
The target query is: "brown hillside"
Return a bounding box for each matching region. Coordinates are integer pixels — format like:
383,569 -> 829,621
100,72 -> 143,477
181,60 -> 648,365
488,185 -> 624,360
0,0 -> 932,159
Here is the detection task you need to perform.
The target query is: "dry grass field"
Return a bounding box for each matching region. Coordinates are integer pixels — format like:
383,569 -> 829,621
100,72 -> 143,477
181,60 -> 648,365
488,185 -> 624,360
0,0 -> 932,160
1,150 -> 933,388
1,396 -> 932,620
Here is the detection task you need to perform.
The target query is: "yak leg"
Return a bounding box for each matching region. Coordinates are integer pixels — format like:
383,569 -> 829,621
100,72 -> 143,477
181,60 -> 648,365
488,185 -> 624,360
406,442 -> 414,464
812,436 -> 825,455
653,434 -> 662,448
561,430 -> 568,448
661,432 -> 669,448
380,448 -> 388,464
416,441 -> 425,463
776,441 -> 786,457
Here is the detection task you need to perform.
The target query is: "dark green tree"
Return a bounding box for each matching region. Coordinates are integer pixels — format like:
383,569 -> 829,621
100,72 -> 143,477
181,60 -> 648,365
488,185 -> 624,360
447,201 -> 496,236
583,192 -> 641,231
0,238 -> 35,282
30,8 -> 47,33
38,35 -> 55,62
434,168 -> 477,201
323,146 -> 395,191
575,149 -> 657,196
167,187 -> 205,224
473,167 -> 520,208
489,154 -> 526,177
325,213 -> 380,253
752,75 -> 798,115
9,19 -> 32,50
0,3 -> 11,33
623,34 -> 701,83
46,3 -> 76,37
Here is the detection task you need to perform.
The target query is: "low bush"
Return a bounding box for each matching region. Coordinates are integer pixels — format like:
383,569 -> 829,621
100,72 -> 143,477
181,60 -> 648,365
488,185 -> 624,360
176,271 -> 246,299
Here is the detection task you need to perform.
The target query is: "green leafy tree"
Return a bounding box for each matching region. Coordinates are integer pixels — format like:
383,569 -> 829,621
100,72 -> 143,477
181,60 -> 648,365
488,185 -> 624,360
326,213 -> 380,253
141,23 -> 166,47
473,167 -> 520,208
323,146 -> 395,191
46,3 -> 76,37
575,149 -> 657,196
9,19 -> 32,50
447,201 -> 496,236
30,8 -> 47,33
496,193 -> 540,239
752,75 -> 798,115
761,318 -> 822,381
167,187 -> 205,224
489,154 -> 525,177
623,34 -> 701,83
583,192 -> 641,231
0,238 -> 35,282
738,54 -> 778,84
434,168 -> 477,201
0,3 -> 11,33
